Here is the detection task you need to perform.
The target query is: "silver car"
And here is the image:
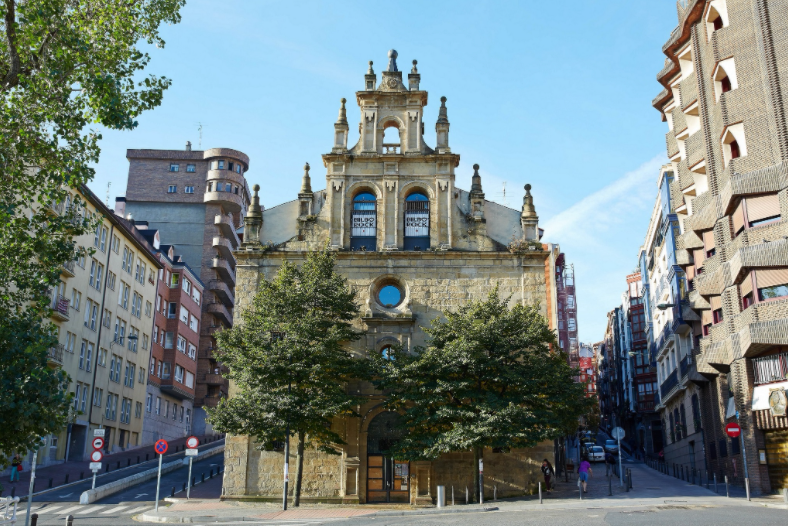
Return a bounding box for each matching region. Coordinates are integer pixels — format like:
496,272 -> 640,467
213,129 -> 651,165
588,446 -> 605,462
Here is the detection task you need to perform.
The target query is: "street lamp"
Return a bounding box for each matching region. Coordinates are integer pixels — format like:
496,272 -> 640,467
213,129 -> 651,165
656,303 -> 676,310
110,334 -> 137,348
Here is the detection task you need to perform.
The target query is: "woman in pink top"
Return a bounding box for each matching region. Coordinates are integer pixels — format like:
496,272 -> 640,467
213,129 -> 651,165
578,457 -> 593,493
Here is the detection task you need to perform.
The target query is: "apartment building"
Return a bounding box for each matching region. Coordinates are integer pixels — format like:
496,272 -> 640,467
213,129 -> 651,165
117,144 -> 251,433
136,238 -> 204,445
555,255 -> 579,366
44,185 -> 162,463
651,0 -> 788,493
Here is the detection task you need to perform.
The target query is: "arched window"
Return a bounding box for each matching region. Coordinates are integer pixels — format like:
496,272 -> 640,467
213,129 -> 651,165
380,346 -> 395,361
351,192 -> 376,251
404,192 -> 429,251
722,124 -> 747,167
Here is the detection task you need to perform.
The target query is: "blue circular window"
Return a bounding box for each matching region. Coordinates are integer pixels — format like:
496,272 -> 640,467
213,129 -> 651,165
378,285 -> 402,308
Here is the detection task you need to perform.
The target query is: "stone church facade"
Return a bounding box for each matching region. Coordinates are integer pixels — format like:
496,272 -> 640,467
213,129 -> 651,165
223,51 -> 562,504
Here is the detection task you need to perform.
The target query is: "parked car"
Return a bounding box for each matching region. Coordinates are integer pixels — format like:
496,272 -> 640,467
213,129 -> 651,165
587,446 -> 605,462
604,439 -> 619,455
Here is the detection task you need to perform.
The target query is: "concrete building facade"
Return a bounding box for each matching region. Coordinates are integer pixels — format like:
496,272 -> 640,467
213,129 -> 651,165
119,145 -> 251,434
41,185 -> 162,465
224,51 -> 563,504
651,0 -> 788,493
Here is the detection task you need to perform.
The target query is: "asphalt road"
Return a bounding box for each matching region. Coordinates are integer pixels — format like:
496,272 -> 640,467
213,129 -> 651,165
20,440 -> 224,503
17,502 -> 788,526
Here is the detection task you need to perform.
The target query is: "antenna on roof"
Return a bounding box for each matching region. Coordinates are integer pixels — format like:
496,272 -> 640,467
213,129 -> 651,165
197,122 -> 203,149
106,182 -> 111,207
494,181 -> 509,207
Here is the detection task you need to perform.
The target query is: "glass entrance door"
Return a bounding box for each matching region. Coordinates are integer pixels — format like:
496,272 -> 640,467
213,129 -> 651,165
367,456 -> 409,503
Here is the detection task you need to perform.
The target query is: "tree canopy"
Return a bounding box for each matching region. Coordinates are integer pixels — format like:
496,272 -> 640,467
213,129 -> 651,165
208,248 -> 369,505
372,287 -> 592,500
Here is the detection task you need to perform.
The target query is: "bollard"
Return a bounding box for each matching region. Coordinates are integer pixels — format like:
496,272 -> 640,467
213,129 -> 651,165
465,486 -> 468,505
106,464 -> 109,473
210,468 -> 214,478
175,446 -> 179,453
494,485 -> 497,502
183,482 -> 187,492
66,515 -> 74,526
436,485 -> 445,508
146,453 -> 149,461
80,471 -> 84,480
452,486 -> 455,506
127,459 -> 131,467
579,476 -> 583,500
706,471 -> 710,489
608,474 -> 612,496
782,487 -> 788,504
116,461 -> 120,469
10,487 -> 15,498
65,473 -> 69,484
714,473 -> 718,493
30,513 -> 38,526
725,475 -> 729,498
745,478 -> 751,502
626,469 -> 630,492
137,456 -> 140,464
171,486 -> 175,497
192,476 -> 196,488
48,478 -> 53,488
201,473 -> 205,483
539,482 -> 543,504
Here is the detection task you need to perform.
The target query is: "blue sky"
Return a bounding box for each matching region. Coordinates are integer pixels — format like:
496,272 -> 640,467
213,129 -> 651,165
90,0 -> 678,342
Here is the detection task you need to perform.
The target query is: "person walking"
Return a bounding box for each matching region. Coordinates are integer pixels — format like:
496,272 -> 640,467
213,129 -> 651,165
578,456 -> 592,493
541,459 -> 555,494
10,454 -> 21,483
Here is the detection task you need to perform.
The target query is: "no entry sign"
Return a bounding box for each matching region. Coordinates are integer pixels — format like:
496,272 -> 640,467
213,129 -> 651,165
186,436 -> 199,449
725,422 -> 741,438
155,439 -> 169,455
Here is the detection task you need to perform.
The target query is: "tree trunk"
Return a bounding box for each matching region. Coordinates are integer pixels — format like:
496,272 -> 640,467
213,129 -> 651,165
293,430 -> 305,507
473,446 -> 482,503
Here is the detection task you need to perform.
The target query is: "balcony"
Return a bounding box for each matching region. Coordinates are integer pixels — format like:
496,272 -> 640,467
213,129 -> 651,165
199,373 -> 226,386
160,383 -> 195,401
210,257 -> 236,287
382,143 -> 400,154
680,355 -> 690,378
659,369 -> 685,406
201,325 -> 223,338
206,301 -> 233,327
207,279 -> 234,308
50,295 -> 70,321
61,260 -> 76,277
204,189 -> 244,213
201,395 -> 224,408
214,214 -> 240,249
212,236 -> 235,260
47,344 -> 65,366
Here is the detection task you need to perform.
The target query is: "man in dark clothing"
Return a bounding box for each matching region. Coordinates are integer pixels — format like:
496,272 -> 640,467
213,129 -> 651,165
605,452 -> 616,475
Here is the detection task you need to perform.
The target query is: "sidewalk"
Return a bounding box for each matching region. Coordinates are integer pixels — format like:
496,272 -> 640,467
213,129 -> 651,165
1,434 -> 224,498
137,461 -> 787,523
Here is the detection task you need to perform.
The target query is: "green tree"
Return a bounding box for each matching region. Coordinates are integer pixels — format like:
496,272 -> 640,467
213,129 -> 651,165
0,0 -> 184,464
208,248 -> 368,506
372,287 -> 592,502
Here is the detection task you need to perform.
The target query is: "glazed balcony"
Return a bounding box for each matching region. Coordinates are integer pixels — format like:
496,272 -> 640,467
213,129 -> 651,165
199,373 -> 226,386
210,257 -> 236,287
207,279 -> 234,308
206,301 -> 233,327
214,214 -> 240,248
212,236 -> 235,260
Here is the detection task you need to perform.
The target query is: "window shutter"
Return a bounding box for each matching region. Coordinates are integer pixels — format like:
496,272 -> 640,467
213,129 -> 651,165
703,230 -> 716,251
702,309 -> 713,325
739,272 -> 753,298
746,194 -> 780,222
755,269 -> 788,288
710,295 -> 722,310
731,201 -> 745,234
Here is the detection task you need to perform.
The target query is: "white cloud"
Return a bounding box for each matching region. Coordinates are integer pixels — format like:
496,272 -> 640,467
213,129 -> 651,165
541,154 -> 667,249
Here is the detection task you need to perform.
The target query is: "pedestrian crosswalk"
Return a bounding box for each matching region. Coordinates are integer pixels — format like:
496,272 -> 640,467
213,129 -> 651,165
18,503 -> 152,518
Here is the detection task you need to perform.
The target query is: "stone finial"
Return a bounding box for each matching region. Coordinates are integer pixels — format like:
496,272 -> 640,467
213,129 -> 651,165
522,184 -> 538,219
185,141 -> 192,151
387,49 -> 398,72
243,184 -> 263,245
470,164 -> 483,194
367,60 -> 374,75
300,163 -> 312,194
437,96 -> 449,124
411,60 -> 418,74
336,98 -> 347,125
249,184 -> 262,215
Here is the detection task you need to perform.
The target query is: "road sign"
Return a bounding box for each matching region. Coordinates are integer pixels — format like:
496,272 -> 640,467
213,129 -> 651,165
93,428 -> 105,437
185,448 -> 198,457
89,462 -> 101,470
92,437 -> 105,450
90,450 -> 103,462
155,439 -> 169,455
725,422 -> 741,438
611,427 -> 626,440
186,436 -> 200,449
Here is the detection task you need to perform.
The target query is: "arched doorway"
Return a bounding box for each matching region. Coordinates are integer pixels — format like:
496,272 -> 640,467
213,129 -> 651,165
404,192 -> 429,250
351,192 -> 377,250
366,412 -> 409,503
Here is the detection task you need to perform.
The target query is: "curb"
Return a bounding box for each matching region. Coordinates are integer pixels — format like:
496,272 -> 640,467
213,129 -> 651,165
79,446 -> 224,504
138,505 -> 499,523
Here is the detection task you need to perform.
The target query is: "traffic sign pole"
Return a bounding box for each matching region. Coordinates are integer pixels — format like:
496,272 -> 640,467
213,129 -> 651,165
92,470 -> 97,490
187,456 -> 194,499
155,452 -> 163,512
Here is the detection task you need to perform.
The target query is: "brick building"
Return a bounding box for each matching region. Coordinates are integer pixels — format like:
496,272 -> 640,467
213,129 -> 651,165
650,0 -> 788,493
117,145 -> 251,434
224,50 -> 565,504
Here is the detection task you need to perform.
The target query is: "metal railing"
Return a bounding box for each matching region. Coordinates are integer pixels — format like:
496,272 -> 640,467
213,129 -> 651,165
48,343 -> 65,364
680,355 -> 690,378
660,369 -> 679,398
753,351 -> 788,384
